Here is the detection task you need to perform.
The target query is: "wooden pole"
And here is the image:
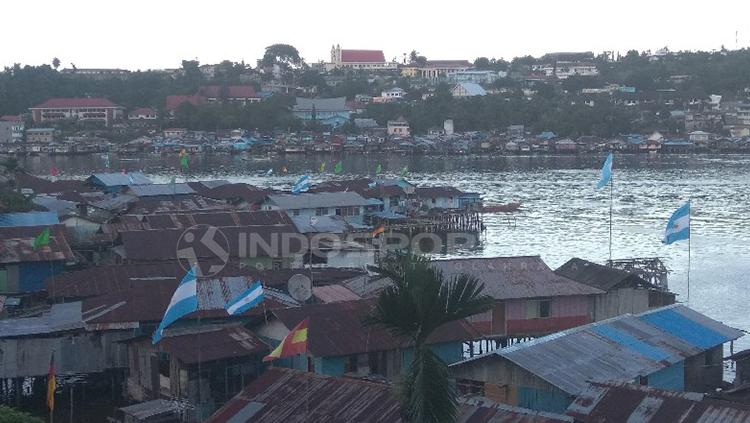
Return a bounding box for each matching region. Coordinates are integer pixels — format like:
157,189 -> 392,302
687,204 -> 691,304
609,170 -> 614,262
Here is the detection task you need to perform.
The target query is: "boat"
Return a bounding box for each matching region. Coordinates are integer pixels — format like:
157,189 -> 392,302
482,202 -> 521,213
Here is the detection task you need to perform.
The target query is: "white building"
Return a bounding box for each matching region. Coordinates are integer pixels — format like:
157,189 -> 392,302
533,62 -> 599,79
262,192 -> 378,226
128,108 -> 158,121
448,70 -> 502,84
387,117 -> 410,137
30,98 -> 124,126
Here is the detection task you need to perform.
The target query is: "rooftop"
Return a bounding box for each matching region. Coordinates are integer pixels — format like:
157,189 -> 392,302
127,183 -> 196,197
451,305 -> 743,395
293,97 -> 348,113
432,256 -> 604,300
31,97 -> 120,109
555,258 -> 652,291
266,191 -> 374,210
88,172 -> 153,187
340,49 -> 386,63
158,326 -> 268,364
0,225 -> 75,264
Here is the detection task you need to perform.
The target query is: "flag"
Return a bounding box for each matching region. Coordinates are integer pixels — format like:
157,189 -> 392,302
33,227 -> 50,250
180,153 -> 189,171
596,152 -> 613,189
372,224 -> 385,237
375,163 -> 382,175
225,281 -> 264,316
266,168 -> 274,176
263,318 -> 309,362
663,201 -> 690,245
292,175 -> 311,194
400,166 -> 408,177
102,153 -> 110,169
334,161 -> 343,174
128,173 -> 135,185
152,266 -> 199,344
50,166 -> 59,177
319,162 -> 326,172
47,351 -> 56,412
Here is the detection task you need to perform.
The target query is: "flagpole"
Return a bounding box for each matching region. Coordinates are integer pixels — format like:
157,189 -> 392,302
687,201 -> 691,304
609,171 -> 613,262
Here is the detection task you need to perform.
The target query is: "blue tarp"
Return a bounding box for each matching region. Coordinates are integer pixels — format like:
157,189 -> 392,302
0,212 -> 59,227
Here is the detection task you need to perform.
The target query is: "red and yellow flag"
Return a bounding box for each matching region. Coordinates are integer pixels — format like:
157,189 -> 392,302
47,352 -> 56,411
371,224 -> 385,237
263,318 -> 309,362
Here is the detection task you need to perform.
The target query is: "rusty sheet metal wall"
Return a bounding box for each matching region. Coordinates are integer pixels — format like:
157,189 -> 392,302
0,331 -> 130,378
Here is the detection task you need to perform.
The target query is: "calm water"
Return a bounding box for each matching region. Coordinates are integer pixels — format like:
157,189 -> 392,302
19,153 -> 750,354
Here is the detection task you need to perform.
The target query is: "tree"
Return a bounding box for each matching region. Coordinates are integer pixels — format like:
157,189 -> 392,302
409,50 -> 427,66
366,254 -> 493,423
0,406 -> 44,423
261,44 -> 303,69
52,57 -> 60,70
473,57 -> 491,70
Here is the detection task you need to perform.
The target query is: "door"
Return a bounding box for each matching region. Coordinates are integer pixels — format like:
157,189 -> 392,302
492,302 -> 506,335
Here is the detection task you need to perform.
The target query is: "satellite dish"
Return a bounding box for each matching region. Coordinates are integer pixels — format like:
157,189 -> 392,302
287,274 -> 312,302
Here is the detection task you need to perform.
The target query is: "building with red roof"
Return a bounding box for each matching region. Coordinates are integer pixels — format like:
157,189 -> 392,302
165,86 -> 260,115
328,44 -> 397,71
29,97 -> 124,126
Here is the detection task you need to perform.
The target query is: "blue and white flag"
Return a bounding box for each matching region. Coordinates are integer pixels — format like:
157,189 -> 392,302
663,201 -> 690,245
265,168 -> 273,177
152,267 -> 199,344
225,281 -> 264,316
596,152 -> 613,189
128,173 -> 135,185
292,175 -> 311,194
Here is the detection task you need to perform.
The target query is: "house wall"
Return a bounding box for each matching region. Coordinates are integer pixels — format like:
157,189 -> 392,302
594,288 -> 650,321
0,264 -> 19,292
420,196 -> 459,209
647,362 -> 685,391
684,345 -> 724,392
505,296 -> 593,336
18,261 -> 65,293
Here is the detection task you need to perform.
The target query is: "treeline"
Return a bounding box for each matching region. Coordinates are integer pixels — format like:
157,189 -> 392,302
171,95 -> 301,132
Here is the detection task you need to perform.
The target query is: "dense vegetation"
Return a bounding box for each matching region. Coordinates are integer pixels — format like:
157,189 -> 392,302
2,48 -> 750,136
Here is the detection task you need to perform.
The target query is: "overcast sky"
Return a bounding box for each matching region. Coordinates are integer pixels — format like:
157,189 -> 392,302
3,0 -> 749,70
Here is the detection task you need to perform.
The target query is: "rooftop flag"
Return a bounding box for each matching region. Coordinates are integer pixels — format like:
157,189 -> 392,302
320,162 -> 326,173
372,224 -> 385,237
292,175 -> 311,194
263,318 -> 309,362
225,281 -> 264,316
266,168 -> 274,176
375,163 -> 382,175
33,227 -> 50,250
596,152 -> 613,189
334,161 -> 343,174
400,166 -> 408,177
663,201 -> 690,245
47,351 -> 55,412
152,266 -> 199,344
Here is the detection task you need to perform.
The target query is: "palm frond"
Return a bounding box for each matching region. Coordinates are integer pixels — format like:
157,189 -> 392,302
401,346 -> 457,423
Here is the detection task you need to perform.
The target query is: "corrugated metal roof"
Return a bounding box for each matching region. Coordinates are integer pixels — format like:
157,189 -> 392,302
291,215 -> 349,234
433,256 -> 604,300
158,326 -> 268,364
566,381 -> 750,422
128,183 -> 195,197
554,258 -> 651,291
0,212 -> 59,227
119,399 -> 181,420
88,172 -> 152,187
0,225 -> 75,264
312,284 -> 361,303
293,97 -> 348,112
266,191 -> 374,210
0,302 -> 83,338
205,368 -> 401,423
459,398 -> 573,422
451,305 -> 743,396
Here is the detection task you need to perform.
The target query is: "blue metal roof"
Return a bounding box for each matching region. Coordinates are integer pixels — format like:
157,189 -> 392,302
0,212 -> 59,227
451,305 -> 743,395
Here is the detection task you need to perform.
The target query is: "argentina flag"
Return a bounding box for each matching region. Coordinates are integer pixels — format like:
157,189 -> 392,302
663,201 -> 690,245
292,175 -> 311,194
152,266 -> 199,344
225,281 -> 264,316
596,152 -> 613,189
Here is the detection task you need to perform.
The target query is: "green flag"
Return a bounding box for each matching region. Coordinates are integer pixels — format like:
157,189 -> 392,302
320,162 -> 326,173
334,161 -> 343,174
375,164 -> 382,175
400,166 -> 408,177
33,227 -> 50,250
180,154 -> 189,170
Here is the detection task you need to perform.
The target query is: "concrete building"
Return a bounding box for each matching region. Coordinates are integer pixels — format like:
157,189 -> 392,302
452,82 -> 487,97
128,107 -> 158,121
262,191 -> 376,226
292,97 -> 351,127
328,44 -> 397,71
29,97 -> 124,126
401,60 -> 473,80
449,70 -> 503,84
0,120 -> 24,143
387,116 -> 410,136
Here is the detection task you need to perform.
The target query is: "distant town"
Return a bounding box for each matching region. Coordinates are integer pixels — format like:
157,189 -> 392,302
2,45 -> 750,156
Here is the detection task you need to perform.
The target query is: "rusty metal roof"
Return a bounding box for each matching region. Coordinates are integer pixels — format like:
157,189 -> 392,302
271,299 -> 479,357
451,305 -> 744,396
0,302 -> 83,338
312,284 -> 361,303
458,398 -> 573,423
205,368 -> 403,423
432,256 -> 604,300
566,381 -> 750,422
0,225 -> 75,264
158,326 -> 268,364
128,195 -> 232,214
555,258 -> 652,291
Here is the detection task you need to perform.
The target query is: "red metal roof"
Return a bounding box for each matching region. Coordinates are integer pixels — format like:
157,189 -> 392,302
341,49 -> 386,63
271,299 -> 479,357
0,115 -> 21,122
199,85 -> 258,98
157,326 -> 269,364
312,284 -> 361,303
31,97 -> 120,109
165,94 -> 205,111
0,225 -> 74,264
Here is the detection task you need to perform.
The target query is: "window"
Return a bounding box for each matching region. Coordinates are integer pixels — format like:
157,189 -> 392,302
539,300 -> 551,318
315,207 -> 328,216
526,300 -> 551,318
292,209 -> 300,216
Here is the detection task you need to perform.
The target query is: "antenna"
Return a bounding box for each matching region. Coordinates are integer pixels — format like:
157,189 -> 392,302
287,274 -> 312,302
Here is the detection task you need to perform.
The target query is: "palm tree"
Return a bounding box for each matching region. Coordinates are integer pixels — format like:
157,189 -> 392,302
366,253 -> 493,423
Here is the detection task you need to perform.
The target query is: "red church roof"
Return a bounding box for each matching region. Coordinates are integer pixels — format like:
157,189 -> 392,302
341,49 -> 386,63
31,98 -> 119,109
199,85 -> 258,98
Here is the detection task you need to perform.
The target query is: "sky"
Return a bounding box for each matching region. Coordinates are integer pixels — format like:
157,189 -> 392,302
3,0 -> 750,70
